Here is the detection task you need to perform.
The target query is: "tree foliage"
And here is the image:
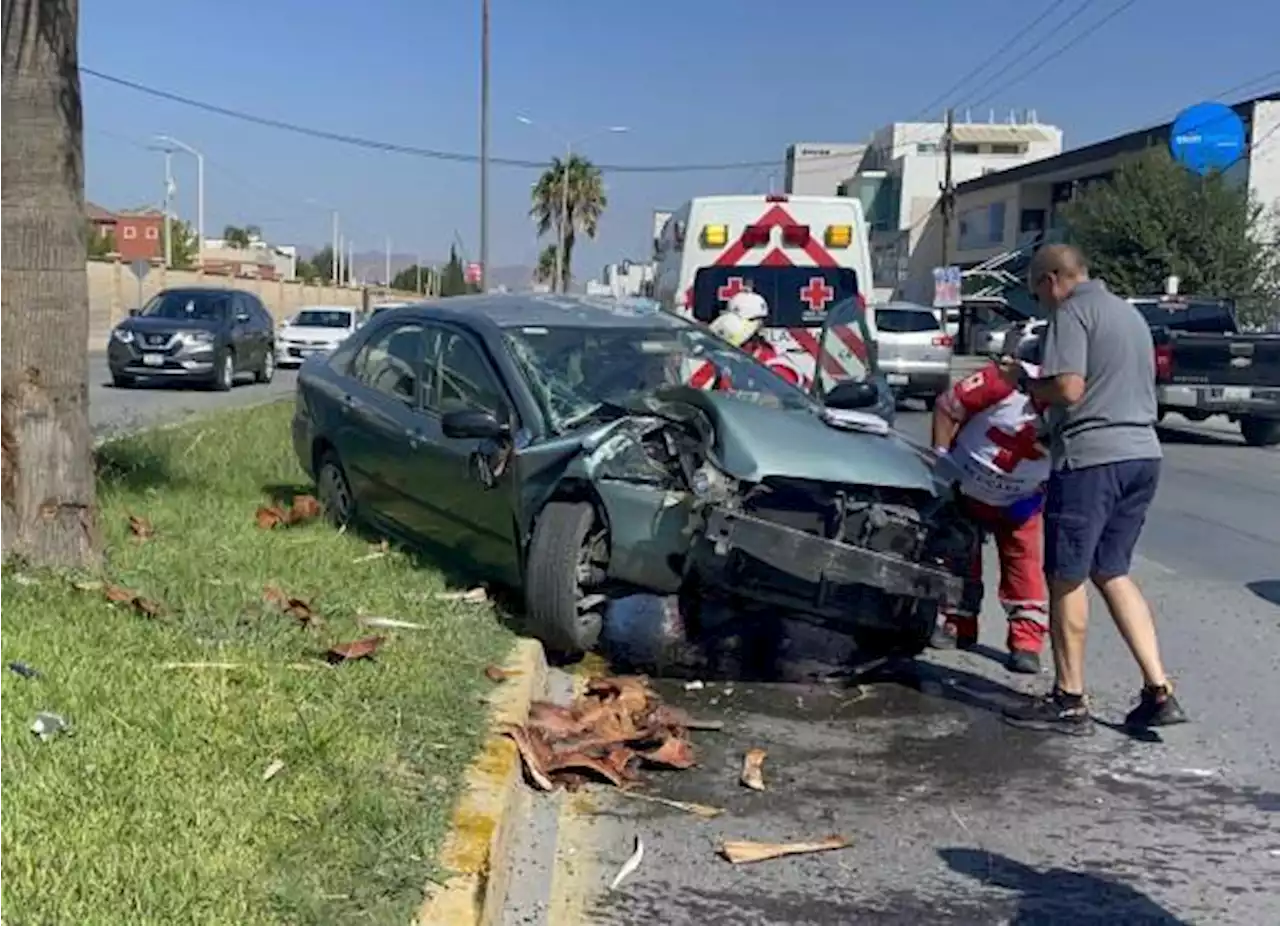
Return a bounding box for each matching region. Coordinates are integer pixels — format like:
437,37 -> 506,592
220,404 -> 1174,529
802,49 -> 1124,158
221,224 -> 260,248
390,264 -> 435,293
533,244 -> 558,285
168,219 -> 198,270
530,155 -> 606,292
437,246 -> 479,297
303,245 -> 349,285
86,220 -> 114,259
1061,146 -> 1280,326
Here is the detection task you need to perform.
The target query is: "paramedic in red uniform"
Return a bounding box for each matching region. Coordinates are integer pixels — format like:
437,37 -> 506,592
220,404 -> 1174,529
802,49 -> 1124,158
705,290 -> 802,386
929,340 -> 1052,674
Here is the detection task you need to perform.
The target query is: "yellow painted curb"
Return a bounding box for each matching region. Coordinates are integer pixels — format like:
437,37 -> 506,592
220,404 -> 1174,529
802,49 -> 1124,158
416,637 -> 548,926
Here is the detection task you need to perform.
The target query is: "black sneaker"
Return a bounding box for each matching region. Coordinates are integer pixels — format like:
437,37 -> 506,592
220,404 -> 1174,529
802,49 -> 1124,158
1006,650 -> 1041,675
1003,689 -> 1094,736
1124,684 -> 1188,731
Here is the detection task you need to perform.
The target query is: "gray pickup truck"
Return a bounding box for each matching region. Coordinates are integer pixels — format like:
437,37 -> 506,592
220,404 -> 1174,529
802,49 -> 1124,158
1131,296 -> 1280,447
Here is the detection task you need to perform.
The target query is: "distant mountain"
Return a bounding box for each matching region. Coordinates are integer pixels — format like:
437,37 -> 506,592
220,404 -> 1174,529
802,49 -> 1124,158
295,245 -> 533,291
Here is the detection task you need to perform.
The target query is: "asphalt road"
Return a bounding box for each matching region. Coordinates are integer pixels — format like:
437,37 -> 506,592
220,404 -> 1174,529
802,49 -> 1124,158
502,409 -> 1280,926
87,352 -> 298,440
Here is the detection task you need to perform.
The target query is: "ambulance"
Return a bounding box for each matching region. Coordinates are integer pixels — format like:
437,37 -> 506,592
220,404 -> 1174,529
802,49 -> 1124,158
653,194 -> 875,392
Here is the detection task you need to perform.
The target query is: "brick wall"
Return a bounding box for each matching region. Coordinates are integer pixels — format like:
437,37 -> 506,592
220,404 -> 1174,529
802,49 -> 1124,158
87,259 -> 419,350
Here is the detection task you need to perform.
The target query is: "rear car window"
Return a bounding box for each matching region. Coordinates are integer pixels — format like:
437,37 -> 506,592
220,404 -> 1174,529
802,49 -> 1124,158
873,308 -> 941,333
691,267 -> 859,329
1130,299 -> 1236,333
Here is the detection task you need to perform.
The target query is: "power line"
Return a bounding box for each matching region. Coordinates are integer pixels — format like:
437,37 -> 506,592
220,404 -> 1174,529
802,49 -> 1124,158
909,0 -> 1062,122
959,0 -> 1102,112
81,67 -> 784,174
967,0 -> 1141,112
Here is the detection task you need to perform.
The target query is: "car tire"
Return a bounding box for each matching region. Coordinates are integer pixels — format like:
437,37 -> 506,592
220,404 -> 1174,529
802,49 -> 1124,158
111,372 -> 134,388
525,500 -> 608,660
255,349 -> 276,384
212,349 -> 235,392
1241,415 -> 1280,448
316,450 -> 356,527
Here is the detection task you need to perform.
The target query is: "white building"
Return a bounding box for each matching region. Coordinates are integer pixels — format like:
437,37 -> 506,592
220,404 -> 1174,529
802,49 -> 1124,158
898,91 -> 1280,305
592,260 -> 653,298
839,113 -> 1063,300
784,143 -> 868,196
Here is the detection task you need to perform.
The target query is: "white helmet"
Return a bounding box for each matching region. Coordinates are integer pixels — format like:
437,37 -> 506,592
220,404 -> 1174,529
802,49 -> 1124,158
726,290 -> 768,322
709,311 -> 760,348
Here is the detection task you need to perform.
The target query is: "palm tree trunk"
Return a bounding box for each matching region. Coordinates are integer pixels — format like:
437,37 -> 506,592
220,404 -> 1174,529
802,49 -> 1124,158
560,232 -> 576,294
1,0 -> 100,567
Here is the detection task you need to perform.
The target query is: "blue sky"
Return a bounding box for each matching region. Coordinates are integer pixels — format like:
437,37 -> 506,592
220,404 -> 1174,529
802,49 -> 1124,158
82,0 -> 1278,275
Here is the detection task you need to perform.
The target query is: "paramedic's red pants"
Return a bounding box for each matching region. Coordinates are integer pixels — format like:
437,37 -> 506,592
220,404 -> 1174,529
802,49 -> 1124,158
946,496 -> 1048,653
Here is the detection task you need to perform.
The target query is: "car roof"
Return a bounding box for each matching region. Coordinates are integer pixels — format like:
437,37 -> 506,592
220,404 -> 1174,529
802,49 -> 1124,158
296,304 -> 356,312
394,293 -> 685,331
155,287 -> 238,298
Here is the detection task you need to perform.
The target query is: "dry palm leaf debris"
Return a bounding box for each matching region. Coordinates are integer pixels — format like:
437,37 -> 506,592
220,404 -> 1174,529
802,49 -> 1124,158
103,583 -> 164,618
502,675 -> 712,793
255,494 -> 323,529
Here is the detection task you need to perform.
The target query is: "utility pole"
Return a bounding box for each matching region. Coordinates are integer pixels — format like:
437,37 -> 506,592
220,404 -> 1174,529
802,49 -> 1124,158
479,0 -> 490,293
162,149 -> 174,268
331,211 -> 340,284
337,233 -> 344,285
939,107 -> 967,352
384,236 -> 392,288
416,257 -> 422,295
348,239 -> 355,286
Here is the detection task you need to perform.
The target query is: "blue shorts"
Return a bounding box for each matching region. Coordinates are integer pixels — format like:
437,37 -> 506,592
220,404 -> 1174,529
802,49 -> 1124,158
1045,459 -> 1160,583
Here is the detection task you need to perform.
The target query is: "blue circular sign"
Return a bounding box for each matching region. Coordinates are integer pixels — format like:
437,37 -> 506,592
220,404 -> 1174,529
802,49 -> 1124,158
1170,102 -> 1246,175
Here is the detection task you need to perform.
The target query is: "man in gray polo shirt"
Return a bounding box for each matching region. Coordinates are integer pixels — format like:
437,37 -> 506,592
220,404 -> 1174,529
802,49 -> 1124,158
1000,244 -> 1187,736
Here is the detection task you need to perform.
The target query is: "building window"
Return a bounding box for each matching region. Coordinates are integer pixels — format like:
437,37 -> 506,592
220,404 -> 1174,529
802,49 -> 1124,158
145,227 -> 158,240
122,226 -> 137,239
957,201 -> 1007,251
916,142 -> 940,154
953,143 -> 980,155
989,143 -> 1022,155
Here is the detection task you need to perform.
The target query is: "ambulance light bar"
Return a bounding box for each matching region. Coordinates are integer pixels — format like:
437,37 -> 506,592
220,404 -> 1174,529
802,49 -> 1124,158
701,224 -> 728,247
742,225 -> 770,247
825,224 -> 852,248
766,194 -> 788,203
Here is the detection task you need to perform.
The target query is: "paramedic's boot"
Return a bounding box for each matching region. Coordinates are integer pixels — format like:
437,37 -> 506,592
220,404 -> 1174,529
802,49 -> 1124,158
931,614 -> 978,651
1006,616 -> 1046,675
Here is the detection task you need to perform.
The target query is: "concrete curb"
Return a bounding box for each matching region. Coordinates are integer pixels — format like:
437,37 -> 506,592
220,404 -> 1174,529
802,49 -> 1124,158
416,637 -> 548,926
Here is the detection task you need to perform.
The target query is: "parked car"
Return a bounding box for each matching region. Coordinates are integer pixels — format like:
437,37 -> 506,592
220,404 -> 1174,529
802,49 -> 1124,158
107,287 -> 275,390
1131,295 -> 1280,447
276,306 -> 364,367
368,300 -> 413,320
866,301 -> 954,407
291,294 -> 979,660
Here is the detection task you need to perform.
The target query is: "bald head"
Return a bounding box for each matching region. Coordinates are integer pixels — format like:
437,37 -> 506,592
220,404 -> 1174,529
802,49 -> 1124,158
1028,244 -> 1090,309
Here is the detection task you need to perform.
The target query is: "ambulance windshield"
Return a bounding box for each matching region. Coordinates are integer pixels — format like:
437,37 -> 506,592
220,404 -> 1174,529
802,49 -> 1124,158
503,321 -> 816,432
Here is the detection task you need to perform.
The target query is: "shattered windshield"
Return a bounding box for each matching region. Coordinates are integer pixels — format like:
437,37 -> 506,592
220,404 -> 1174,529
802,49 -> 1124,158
503,322 -> 817,432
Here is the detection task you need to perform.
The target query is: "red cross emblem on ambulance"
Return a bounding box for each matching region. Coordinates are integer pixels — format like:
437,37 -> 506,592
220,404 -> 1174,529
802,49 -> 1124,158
717,276 -> 747,302
799,276 -> 835,311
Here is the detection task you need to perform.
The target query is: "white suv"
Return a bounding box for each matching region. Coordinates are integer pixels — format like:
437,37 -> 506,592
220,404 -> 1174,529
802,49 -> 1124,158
866,302 -> 954,408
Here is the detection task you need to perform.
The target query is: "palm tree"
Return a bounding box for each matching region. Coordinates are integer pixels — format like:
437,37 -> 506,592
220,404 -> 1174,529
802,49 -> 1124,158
1,0 -> 101,566
530,154 -> 606,293
533,244 -> 558,286
222,225 -> 251,248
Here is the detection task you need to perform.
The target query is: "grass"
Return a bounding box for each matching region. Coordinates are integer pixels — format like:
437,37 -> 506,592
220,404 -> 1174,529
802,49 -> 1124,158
1,403 -> 514,925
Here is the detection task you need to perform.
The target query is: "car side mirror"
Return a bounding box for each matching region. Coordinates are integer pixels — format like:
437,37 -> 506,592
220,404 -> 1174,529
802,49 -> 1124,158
442,408 -> 510,441
128,308 -> 140,317
824,380 -> 879,411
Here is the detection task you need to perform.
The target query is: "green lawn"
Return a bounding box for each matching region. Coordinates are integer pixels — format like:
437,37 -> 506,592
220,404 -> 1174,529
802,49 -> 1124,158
1,403 -> 513,925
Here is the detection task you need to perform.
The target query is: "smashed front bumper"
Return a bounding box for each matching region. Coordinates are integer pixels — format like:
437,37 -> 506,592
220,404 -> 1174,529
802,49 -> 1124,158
689,506 -> 972,619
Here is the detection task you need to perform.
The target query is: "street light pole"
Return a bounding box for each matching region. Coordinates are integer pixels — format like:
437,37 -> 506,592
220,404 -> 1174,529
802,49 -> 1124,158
162,149 -> 173,268
154,135 -> 204,268
331,211 -> 340,284
479,0 -> 491,292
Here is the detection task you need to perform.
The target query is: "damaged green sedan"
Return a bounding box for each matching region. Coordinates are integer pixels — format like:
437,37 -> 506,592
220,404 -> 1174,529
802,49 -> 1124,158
291,294 -> 980,660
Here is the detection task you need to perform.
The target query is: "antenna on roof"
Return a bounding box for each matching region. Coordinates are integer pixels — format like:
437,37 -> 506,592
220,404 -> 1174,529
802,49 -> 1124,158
988,108 -> 995,124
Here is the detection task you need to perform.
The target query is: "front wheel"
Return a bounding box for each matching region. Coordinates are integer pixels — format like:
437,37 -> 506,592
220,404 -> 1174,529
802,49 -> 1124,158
524,500 -> 609,660
1241,415 -> 1280,448
852,599 -> 937,661
211,349 -> 235,392
111,372 -> 134,389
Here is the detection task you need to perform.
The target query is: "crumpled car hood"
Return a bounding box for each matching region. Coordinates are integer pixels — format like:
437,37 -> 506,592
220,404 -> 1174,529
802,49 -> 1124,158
688,391 -> 935,492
